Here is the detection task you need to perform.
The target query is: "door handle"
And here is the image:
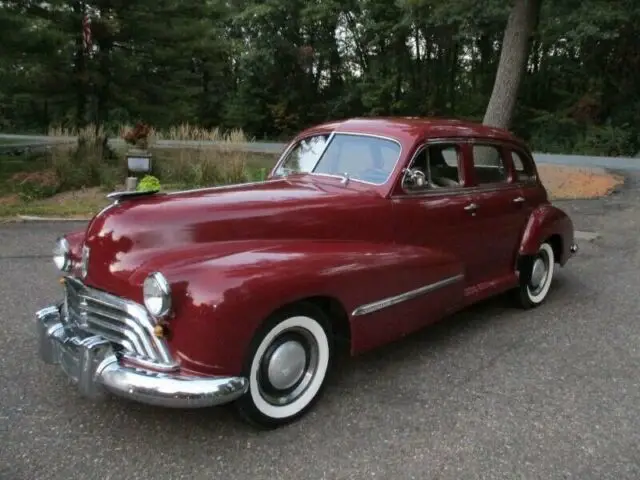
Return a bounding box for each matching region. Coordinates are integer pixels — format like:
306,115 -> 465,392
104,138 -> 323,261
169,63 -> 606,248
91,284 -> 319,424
513,196 -> 525,204
464,203 -> 478,212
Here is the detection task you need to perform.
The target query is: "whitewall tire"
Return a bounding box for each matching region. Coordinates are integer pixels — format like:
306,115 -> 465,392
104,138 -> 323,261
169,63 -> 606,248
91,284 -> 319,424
235,302 -> 334,428
516,242 -> 555,309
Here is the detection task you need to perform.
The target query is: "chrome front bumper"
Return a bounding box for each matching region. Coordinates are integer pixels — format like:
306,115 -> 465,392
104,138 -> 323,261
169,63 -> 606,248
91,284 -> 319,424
36,305 -> 248,408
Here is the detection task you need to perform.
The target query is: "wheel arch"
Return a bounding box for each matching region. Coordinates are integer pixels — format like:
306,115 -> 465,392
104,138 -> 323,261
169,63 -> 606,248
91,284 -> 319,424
519,204 -> 574,266
262,295 -> 352,356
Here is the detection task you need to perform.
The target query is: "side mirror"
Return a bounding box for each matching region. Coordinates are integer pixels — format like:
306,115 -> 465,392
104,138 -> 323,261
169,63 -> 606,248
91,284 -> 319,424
402,168 -> 427,189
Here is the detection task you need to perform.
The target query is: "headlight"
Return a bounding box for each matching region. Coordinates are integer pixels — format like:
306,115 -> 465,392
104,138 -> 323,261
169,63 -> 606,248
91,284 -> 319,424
53,237 -> 71,272
143,272 -> 172,317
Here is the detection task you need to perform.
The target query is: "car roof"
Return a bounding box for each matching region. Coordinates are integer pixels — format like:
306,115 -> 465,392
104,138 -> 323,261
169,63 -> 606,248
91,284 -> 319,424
298,116 -> 526,147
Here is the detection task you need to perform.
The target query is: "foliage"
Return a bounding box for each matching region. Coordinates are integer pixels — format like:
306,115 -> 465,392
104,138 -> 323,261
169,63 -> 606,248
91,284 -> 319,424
0,0 -> 639,155
137,175 -> 161,192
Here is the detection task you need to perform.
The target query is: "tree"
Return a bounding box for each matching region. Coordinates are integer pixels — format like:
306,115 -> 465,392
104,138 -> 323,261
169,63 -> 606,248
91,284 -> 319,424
1,0 -> 638,156
482,0 -> 541,129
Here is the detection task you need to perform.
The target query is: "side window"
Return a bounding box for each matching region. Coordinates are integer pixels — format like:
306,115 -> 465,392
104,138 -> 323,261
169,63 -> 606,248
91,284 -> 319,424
472,144 -> 508,185
274,134 -> 330,175
428,145 -> 462,187
403,143 -> 462,191
511,150 -> 536,182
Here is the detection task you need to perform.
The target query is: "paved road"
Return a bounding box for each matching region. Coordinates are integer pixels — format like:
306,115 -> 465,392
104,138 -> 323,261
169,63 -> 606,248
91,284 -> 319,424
1,174 -> 640,479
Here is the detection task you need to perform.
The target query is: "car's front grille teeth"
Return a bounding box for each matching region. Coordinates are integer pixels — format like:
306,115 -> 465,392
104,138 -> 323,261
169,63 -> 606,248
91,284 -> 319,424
63,277 -> 174,365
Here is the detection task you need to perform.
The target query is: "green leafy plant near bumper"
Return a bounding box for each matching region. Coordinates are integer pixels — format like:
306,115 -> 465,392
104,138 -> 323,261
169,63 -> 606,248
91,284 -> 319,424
137,175 -> 161,192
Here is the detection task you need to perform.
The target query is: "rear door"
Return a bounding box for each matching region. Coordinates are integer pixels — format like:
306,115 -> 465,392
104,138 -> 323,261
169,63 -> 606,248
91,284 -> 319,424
465,141 -> 532,282
508,146 -> 546,215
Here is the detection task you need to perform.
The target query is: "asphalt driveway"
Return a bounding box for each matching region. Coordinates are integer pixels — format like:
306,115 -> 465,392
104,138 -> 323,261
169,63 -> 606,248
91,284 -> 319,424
1,173 -> 639,479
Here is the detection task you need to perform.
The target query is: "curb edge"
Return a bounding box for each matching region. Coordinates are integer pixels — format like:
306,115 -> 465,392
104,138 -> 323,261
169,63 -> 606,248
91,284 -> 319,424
16,215 -> 92,222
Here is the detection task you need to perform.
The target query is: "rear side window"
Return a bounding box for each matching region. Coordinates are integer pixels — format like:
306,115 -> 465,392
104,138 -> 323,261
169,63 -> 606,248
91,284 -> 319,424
471,145 -> 508,185
510,150 -> 536,182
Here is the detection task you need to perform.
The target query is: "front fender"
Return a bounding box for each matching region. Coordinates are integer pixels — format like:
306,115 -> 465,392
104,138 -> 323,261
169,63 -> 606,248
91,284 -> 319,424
157,240 -> 463,376
519,204 -> 575,265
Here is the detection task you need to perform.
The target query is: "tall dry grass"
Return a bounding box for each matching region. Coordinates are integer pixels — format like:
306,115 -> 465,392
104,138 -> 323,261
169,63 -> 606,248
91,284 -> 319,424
46,124 -> 123,191
146,124 -> 255,186
47,123 -> 268,189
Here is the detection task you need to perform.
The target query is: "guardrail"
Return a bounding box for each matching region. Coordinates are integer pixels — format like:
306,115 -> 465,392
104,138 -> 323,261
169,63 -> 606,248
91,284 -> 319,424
1,133 -> 638,171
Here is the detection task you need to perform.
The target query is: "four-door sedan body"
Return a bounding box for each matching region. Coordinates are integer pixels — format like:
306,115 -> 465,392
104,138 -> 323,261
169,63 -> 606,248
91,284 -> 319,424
36,117 -> 578,428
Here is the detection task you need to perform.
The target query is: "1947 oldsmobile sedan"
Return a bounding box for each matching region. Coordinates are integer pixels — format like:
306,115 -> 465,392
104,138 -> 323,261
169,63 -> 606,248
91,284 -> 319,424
36,117 -> 578,428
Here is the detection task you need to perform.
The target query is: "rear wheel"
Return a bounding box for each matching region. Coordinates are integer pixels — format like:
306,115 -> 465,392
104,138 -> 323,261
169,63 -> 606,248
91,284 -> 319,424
235,302 -> 333,429
515,242 -> 555,309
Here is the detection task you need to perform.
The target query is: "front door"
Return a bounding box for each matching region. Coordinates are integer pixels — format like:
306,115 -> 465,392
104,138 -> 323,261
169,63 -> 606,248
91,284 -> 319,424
391,140 -> 489,321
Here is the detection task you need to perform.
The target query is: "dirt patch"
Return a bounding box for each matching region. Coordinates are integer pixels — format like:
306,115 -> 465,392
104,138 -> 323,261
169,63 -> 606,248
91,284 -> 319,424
0,194 -> 19,206
537,165 -> 624,200
47,187 -> 106,205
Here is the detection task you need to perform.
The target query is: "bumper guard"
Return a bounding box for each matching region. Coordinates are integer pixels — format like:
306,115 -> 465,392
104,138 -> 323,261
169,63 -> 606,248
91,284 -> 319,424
36,305 -> 248,408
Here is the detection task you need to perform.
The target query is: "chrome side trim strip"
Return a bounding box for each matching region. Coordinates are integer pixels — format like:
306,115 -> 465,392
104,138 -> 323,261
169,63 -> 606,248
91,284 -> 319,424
351,273 -> 464,317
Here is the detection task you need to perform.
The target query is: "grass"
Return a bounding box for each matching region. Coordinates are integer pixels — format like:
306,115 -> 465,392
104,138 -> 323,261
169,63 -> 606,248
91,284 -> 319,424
48,123 -> 253,144
0,123 -> 281,218
0,189 -> 110,219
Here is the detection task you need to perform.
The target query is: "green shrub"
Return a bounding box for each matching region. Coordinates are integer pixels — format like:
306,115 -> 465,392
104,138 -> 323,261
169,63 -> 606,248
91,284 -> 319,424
137,175 -> 161,192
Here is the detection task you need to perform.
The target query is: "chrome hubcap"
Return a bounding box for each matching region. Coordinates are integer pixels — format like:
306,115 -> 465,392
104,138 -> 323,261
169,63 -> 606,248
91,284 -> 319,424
258,329 -> 319,406
266,340 -> 307,390
530,258 -> 546,287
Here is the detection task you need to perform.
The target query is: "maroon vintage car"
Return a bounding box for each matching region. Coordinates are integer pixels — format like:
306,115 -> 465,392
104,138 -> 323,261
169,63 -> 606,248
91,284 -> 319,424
36,117 -> 577,428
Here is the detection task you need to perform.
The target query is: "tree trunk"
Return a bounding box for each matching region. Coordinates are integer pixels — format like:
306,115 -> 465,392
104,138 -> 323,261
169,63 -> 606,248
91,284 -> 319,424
482,0 -> 541,129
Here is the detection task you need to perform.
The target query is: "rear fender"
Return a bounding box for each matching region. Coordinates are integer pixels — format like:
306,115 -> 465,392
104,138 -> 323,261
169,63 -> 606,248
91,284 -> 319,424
519,204 -> 575,266
157,240 -> 463,376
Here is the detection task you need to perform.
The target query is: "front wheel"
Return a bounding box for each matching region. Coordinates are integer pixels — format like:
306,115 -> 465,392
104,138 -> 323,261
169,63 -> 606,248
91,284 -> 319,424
514,242 -> 556,309
235,303 -> 333,429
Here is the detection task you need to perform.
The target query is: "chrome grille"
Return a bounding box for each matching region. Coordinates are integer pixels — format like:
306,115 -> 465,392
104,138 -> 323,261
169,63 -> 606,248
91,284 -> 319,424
62,277 -> 175,366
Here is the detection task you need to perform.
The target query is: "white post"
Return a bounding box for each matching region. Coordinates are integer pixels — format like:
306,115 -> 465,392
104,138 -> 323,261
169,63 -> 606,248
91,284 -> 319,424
125,176 -> 138,191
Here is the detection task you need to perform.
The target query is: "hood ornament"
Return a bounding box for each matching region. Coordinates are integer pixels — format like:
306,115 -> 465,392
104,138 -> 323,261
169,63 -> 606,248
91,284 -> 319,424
106,189 -> 161,203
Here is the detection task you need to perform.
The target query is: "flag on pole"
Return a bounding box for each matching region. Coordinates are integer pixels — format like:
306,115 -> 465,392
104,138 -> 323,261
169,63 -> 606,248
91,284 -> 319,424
82,14 -> 92,52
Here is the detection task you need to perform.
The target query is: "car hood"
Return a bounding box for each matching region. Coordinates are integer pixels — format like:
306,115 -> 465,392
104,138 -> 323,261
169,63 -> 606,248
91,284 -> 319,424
81,176 -> 388,296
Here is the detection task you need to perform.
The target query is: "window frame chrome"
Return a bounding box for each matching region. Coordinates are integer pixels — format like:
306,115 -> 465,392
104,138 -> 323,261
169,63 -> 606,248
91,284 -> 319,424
392,136 -> 538,200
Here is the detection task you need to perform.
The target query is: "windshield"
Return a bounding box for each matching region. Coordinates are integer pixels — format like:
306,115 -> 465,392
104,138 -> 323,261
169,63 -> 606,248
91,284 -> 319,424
274,133 -> 402,185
